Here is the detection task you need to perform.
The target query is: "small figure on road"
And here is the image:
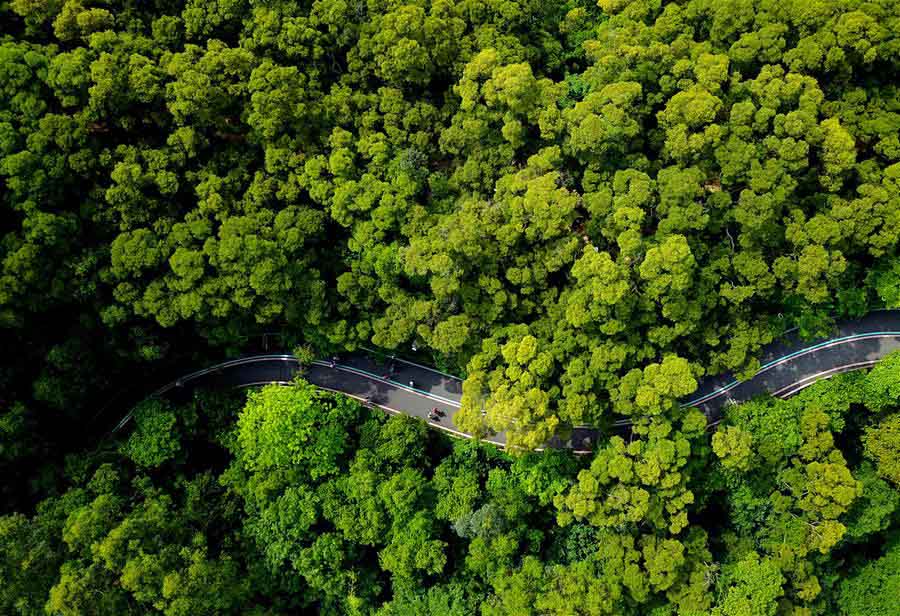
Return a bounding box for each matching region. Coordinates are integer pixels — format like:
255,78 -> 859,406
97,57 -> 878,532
363,395 -> 373,407
428,407 -> 441,421
330,356 -> 337,368
409,379 -> 415,388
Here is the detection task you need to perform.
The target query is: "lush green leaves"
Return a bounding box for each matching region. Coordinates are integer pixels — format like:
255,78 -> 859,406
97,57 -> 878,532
235,381 -> 359,479
2,0 -> 900,613
119,398 -> 182,468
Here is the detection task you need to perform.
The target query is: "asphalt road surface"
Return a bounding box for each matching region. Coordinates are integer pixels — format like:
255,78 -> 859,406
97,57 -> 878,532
684,309 -> 900,422
113,310 -> 900,451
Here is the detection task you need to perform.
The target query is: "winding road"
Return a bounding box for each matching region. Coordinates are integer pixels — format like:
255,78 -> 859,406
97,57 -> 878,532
113,311 -> 900,452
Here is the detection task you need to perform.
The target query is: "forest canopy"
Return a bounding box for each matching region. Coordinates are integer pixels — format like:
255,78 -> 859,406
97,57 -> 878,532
3,0 -> 900,448
3,368 -> 900,615
2,0 -> 900,614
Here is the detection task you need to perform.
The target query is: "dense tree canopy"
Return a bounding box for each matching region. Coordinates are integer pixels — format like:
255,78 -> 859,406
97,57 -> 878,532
2,364 -> 899,614
2,0 -> 900,613
2,0 -> 900,448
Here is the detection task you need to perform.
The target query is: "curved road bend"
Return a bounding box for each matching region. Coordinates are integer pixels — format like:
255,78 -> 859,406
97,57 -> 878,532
114,311 -> 900,452
683,310 -> 900,420
112,353 -> 515,448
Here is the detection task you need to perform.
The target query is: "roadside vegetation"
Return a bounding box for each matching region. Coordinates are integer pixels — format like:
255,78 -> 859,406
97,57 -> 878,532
4,362 -> 900,615
2,0 -> 900,613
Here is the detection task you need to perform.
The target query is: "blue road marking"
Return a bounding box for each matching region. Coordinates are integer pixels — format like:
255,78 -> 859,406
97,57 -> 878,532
682,331 -> 900,407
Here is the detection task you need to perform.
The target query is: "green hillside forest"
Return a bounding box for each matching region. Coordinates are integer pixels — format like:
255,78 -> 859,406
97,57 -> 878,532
2,0 -> 900,614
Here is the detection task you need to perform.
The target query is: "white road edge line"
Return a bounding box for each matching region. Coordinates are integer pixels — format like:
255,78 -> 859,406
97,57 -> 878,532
328,364 -> 462,408
312,385 -> 505,445
688,333 -> 900,405
772,360 -> 879,398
